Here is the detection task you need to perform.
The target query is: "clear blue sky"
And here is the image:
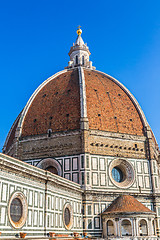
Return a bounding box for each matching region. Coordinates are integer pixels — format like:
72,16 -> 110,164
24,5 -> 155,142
0,0 -> 160,151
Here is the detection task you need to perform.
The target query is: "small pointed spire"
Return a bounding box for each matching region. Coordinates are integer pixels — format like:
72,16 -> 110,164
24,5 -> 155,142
75,26 -> 85,46
65,27 -> 95,69
75,34 -> 84,46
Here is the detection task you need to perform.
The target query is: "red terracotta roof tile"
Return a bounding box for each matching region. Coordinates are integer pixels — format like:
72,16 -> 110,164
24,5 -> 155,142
84,70 -> 144,136
5,68 -> 147,150
103,195 -> 153,214
22,69 -> 80,137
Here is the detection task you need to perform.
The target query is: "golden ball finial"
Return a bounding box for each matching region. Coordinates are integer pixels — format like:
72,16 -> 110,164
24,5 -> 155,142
77,25 -> 82,35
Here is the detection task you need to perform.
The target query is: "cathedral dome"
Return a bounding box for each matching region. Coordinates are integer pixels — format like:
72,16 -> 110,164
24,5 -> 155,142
3,28 -> 159,158
4,67 -> 145,145
21,68 -> 144,137
2,28 -> 160,240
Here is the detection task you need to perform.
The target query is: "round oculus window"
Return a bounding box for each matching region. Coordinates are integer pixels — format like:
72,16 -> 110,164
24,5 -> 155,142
8,192 -> 28,229
109,159 -> 135,188
112,167 -> 123,183
63,203 -> 73,230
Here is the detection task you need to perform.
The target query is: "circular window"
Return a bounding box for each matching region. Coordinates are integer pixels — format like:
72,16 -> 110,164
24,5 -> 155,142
112,167 -> 123,183
63,203 -> 73,230
8,192 -> 28,229
109,159 -> 135,188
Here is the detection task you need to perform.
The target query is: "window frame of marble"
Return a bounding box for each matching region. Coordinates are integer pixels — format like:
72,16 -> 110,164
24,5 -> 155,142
8,191 -> 28,229
63,202 -> 73,230
109,158 -> 135,189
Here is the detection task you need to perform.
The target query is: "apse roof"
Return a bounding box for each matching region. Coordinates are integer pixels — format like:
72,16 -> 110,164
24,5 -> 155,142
103,195 -> 154,214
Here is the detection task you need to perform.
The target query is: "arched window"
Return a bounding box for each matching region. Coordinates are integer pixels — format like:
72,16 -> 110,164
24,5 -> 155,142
121,219 -> 132,236
107,220 -> 114,236
76,55 -> 78,65
139,219 -> 148,236
45,166 -> 58,175
36,158 -> 62,176
82,56 -> 85,65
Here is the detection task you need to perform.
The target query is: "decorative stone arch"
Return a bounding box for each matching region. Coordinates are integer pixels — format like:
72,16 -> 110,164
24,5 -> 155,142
106,219 -> 115,236
121,219 -> 132,236
36,158 -> 62,176
139,219 -> 148,236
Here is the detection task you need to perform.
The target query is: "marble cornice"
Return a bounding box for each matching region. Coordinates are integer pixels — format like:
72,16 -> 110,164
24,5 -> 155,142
0,153 -> 83,194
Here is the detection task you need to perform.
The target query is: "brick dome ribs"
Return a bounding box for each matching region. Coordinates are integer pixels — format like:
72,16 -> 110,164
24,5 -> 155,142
22,69 -> 80,137
4,68 -> 146,155
84,70 -> 144,136
22,69 -> 144,138
2,30 -> 159,239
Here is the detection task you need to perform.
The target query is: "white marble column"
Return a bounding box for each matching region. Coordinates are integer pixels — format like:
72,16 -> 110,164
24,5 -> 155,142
133,218 -> 137,237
